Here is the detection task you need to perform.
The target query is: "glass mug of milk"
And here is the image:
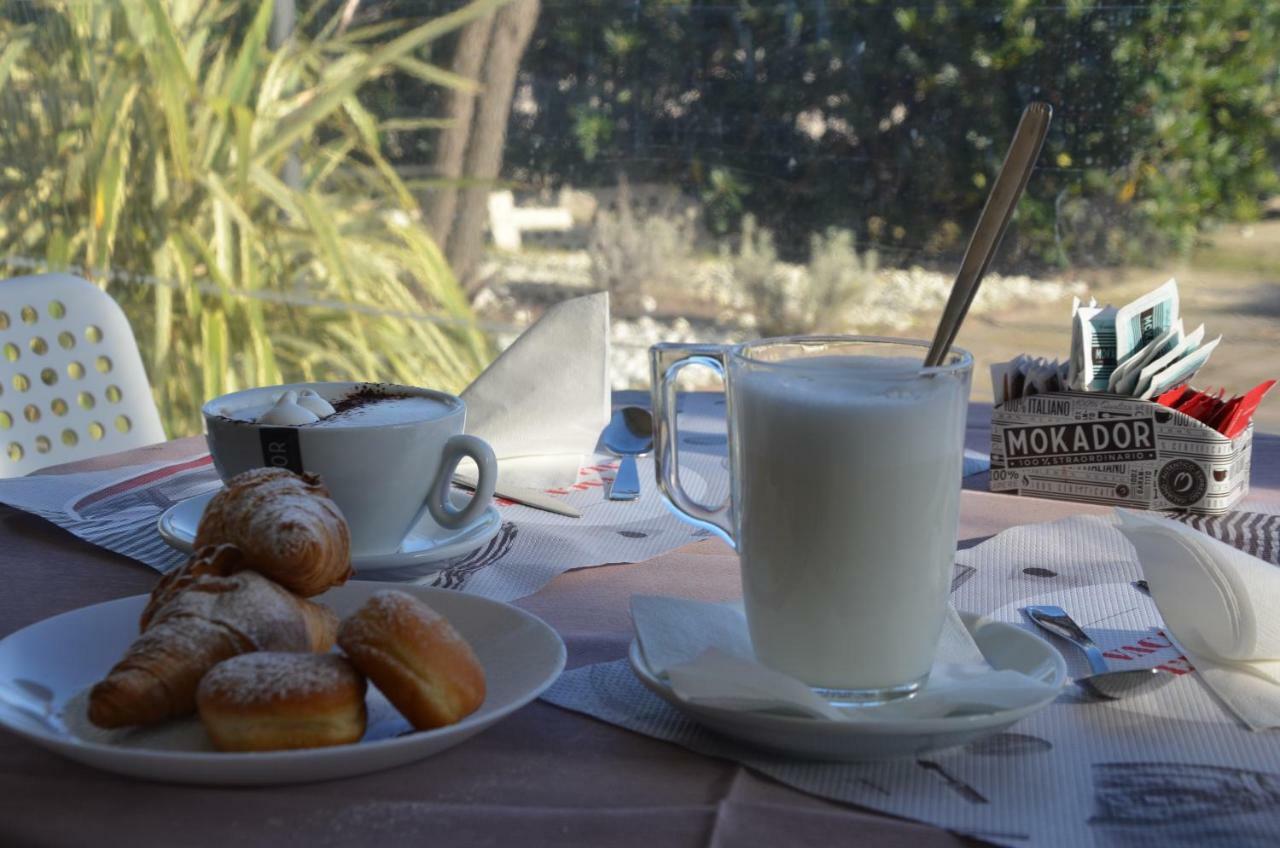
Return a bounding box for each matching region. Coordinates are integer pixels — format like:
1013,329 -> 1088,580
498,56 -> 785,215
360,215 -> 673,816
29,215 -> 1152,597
650,337 -> 972,703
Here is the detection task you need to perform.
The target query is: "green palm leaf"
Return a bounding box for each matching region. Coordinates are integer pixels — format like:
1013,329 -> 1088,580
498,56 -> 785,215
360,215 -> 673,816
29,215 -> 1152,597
0,0 -> 504,435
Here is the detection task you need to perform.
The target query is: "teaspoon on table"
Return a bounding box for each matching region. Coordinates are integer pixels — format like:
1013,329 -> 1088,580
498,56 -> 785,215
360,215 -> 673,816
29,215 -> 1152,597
1022,605 -> 1175,701
603,406 -> 654,501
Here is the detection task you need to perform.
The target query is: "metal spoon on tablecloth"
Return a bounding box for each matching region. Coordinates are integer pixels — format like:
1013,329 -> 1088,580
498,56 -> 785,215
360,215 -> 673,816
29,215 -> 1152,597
603,406 -> 654,501
1023,605 -> 1175,701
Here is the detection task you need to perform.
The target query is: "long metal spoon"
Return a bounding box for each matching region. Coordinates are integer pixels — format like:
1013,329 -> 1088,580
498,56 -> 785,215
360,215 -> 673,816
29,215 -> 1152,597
1023,605 -> 1175,700
925,102 -> 1053,367
603,406 -> 654,500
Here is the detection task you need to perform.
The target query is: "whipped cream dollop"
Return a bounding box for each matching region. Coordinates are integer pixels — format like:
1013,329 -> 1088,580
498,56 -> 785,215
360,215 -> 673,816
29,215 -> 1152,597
257,390 -> 320,425
295,389 -> 336,418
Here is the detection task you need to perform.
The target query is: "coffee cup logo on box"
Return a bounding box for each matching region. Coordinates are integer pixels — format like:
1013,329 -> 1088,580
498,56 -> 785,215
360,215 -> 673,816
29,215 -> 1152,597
990,391 -> 1251,515
1157,459 -> 1207,507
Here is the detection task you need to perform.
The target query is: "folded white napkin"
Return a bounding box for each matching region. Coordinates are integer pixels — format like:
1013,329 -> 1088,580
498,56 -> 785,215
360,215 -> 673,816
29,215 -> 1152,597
460,293 -> 611,489
630,595 -> 1059,722
1116,510 -> 1280,731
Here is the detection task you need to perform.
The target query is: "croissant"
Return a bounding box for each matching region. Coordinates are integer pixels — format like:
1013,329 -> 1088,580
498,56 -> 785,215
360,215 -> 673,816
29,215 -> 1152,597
143,545 -> 338,654
194,467 -> 352,597
140,543 -> 245,632
88,570 -> 338,729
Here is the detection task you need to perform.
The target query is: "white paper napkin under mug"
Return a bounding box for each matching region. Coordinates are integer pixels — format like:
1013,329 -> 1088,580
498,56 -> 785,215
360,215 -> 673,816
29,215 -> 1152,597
630,595 -> 1059,722
1116,509 -> 1280,731
458,292 -> 611,489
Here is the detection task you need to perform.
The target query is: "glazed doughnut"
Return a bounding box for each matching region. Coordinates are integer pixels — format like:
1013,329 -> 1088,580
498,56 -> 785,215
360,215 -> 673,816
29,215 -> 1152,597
337,591 -> 486,730
196,652 -> 366,751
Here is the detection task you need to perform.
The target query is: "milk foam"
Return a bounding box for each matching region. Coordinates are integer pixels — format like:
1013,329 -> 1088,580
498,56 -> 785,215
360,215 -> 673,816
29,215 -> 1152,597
730,354 -> 968,690
226,389 -> 450,427
257,390 -> 320,425
295,389 -> 336,418
316,394 -> 450,427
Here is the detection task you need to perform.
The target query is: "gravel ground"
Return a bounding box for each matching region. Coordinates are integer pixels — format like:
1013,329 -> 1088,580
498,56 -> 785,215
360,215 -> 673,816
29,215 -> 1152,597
474,225 -> 1280,435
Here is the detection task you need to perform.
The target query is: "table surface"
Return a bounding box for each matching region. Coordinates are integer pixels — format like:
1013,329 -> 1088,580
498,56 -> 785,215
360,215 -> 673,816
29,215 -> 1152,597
2,405 -> 1276,848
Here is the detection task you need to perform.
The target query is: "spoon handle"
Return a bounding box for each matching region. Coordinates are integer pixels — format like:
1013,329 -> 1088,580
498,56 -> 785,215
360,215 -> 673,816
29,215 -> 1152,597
1023,605 -> 1112,676
609,455 -> 641,500
925,102 -> 1053,367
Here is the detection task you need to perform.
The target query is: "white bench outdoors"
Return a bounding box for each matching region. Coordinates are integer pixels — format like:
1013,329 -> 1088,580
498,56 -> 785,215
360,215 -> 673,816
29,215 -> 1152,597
487,190 -> 575,251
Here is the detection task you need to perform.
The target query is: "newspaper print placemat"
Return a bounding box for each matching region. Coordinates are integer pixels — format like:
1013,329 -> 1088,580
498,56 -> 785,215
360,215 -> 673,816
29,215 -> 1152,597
0,450 -> 722,600
543,513 -> 1280,848
0,392 -> 989,603
0,394 -> 736,602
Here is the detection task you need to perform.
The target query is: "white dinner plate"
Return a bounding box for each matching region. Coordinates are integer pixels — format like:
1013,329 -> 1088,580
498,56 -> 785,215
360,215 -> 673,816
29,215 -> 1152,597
0,583 -> 565,785
628,612 -> 1066,761
157,490 -> 503,572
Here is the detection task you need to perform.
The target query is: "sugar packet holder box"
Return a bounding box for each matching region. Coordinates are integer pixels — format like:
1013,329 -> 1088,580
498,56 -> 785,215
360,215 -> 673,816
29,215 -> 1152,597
989,391 -> 1252,515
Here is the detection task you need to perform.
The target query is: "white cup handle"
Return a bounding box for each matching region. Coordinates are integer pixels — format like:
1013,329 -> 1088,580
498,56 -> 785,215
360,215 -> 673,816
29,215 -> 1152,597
428,434 -> 497,530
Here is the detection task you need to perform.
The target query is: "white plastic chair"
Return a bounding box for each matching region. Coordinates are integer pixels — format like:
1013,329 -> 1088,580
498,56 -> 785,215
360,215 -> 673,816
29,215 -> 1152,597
0,273 -> 165,476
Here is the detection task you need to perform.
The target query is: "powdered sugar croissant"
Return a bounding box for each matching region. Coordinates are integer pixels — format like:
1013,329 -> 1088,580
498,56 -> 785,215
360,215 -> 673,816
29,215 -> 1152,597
194,467 -> 352,597
88,569 -> 338,729
140,543 -> 243,632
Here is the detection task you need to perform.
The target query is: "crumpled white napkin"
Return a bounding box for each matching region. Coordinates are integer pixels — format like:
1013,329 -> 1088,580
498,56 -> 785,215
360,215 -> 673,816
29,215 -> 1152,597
630,595 -> 1060,722
1116,509 -> 1280,731
459,293 -> 611,489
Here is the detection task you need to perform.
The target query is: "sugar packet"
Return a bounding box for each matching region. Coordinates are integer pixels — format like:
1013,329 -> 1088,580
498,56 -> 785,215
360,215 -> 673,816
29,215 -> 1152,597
1222,380 -> 1276,439
1142,335 -> 1222,400
1131,324 -> 1205,399
991,356 -> 1069,404
1114,277 -> 1180,368
1068,301 -> 1117,391
1108,320 -> 1183,394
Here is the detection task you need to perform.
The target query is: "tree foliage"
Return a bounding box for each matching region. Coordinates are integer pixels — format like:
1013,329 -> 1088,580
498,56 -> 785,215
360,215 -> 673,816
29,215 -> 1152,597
491,0 -> 1278,266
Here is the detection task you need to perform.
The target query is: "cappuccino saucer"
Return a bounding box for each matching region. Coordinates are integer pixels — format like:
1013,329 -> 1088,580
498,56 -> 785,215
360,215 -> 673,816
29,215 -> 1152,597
157,490 -> 503,573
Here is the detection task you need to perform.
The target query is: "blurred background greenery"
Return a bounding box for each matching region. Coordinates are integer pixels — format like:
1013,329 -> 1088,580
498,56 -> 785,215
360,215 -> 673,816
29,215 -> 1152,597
0,0 -> 501,435
462,0 -> 1278,268
0,0 -> 1276,437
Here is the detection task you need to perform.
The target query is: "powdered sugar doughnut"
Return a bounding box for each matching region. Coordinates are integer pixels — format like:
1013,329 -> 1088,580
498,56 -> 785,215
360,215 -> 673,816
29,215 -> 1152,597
197,652 -> 366,751
338,591 -> 485,730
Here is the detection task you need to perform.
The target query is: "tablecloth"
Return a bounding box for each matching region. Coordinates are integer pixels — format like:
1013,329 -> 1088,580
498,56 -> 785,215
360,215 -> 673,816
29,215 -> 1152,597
1,402 -> 1276,848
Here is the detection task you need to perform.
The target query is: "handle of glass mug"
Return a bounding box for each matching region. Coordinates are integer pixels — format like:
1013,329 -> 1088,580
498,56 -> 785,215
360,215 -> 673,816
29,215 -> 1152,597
650,343 -> 736,547
428,434 -> 497,530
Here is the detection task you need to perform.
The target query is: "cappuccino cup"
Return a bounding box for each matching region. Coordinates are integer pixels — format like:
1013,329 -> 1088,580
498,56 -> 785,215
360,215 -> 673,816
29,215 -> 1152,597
202,381 -> 497,555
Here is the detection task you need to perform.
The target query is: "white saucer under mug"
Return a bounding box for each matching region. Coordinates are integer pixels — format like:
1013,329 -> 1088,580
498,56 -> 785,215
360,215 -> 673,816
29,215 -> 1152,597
157,490 -> 503,572
628,612 -> 1066,761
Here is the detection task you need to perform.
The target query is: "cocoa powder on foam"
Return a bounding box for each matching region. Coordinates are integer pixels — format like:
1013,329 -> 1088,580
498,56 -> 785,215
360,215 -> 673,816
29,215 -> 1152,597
326,384 -> 411,417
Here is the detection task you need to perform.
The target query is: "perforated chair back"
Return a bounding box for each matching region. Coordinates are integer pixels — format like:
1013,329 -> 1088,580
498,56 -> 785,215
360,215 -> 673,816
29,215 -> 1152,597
0,274 -> 165,476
